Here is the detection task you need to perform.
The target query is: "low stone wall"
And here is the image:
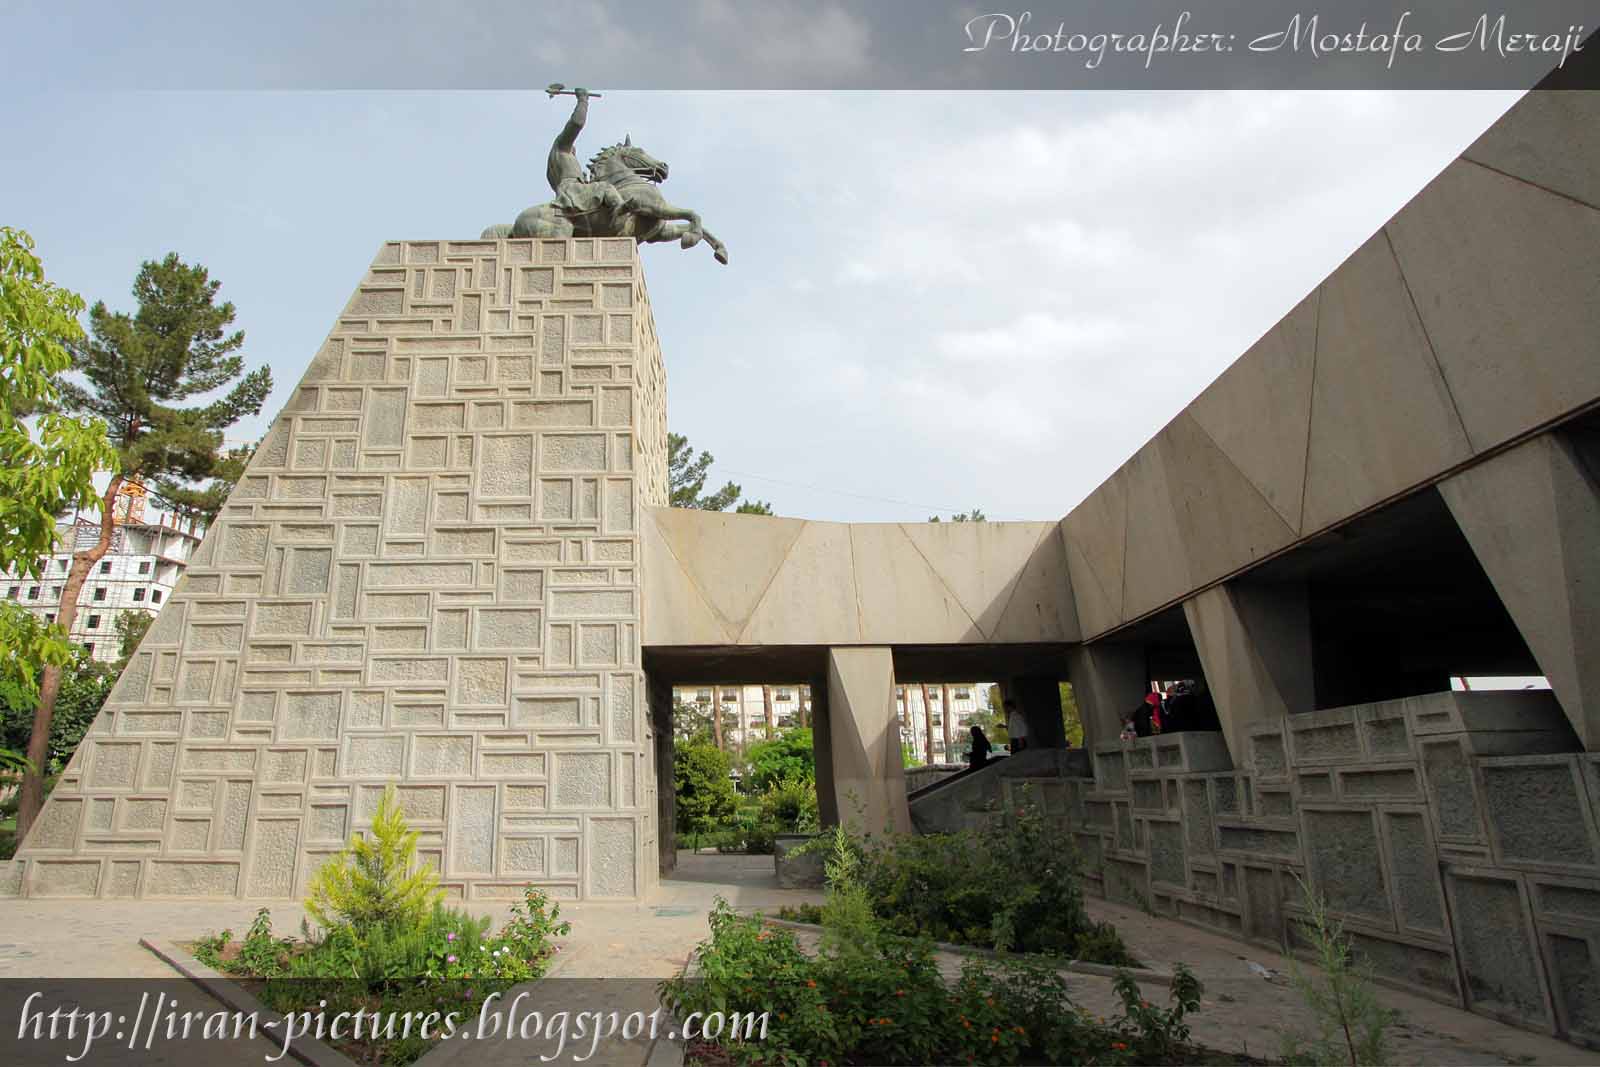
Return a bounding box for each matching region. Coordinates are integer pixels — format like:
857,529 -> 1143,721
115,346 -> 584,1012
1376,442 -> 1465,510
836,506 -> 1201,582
904,764 -> 966,794
909,748 -> 1090,834
999,691 -> 1600,1050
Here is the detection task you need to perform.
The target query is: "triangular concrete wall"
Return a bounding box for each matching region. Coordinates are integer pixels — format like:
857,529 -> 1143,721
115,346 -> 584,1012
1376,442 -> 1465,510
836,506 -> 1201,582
13,237 -> 665,901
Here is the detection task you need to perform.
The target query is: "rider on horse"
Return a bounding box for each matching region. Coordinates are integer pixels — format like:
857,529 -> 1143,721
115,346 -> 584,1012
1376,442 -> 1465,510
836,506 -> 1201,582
547,87 -> 624,224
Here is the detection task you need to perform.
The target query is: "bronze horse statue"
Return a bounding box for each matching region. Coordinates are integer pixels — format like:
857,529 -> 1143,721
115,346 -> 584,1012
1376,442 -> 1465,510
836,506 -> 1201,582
482,87 -> 728,265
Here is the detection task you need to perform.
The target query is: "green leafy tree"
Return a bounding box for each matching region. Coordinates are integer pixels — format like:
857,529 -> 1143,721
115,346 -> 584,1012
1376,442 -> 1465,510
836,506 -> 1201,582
928,509 -> 987,522
668,432 -> 770,513
16,253 -> 273,837
0,228 -> 117,794
673,740 -> 738,848
744,727 -> 814,793
305,786 -> 444,930
114,609 -> 155,672
2,648 -> 112,773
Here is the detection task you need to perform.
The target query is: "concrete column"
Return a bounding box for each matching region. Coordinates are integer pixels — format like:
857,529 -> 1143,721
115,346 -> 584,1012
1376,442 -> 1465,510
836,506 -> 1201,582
1013,675 -> 1067,749
1183,581 -> 1314,764
825,647 -> 912,835
647,674 -> 675,877
1065,643 -> 1147,750
810,674 -> 839,828
1440,432 -> 1600,750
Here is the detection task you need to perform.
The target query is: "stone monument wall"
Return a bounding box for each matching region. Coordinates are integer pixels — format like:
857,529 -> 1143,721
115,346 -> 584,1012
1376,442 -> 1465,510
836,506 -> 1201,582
9,237 -> 664,903
1002,692 -> 1600,1048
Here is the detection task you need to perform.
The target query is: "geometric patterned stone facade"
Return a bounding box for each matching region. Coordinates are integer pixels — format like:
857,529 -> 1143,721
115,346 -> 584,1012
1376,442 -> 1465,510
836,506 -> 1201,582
1006,692 -> 1600,1048
10,237 -> 666,902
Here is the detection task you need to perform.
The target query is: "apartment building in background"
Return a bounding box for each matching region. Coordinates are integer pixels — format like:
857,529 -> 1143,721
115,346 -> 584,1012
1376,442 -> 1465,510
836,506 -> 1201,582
2,517 -> 201,664
673,682 -> 990,763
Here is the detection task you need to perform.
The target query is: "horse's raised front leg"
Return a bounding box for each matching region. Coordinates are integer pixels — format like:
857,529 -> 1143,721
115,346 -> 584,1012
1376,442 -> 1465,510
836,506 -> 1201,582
633,209 -> 729,265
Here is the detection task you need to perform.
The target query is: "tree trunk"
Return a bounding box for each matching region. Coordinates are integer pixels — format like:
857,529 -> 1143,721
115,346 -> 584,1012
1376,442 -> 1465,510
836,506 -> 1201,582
941,684 -> 953,758
712,695 -> 723,751
16,474 -> 125,840
762,685 -> 774,738
920,683 -> 934,765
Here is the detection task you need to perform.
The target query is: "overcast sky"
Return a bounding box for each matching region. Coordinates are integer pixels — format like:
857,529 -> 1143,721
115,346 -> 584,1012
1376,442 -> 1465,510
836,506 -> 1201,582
3,6 -> 1527,522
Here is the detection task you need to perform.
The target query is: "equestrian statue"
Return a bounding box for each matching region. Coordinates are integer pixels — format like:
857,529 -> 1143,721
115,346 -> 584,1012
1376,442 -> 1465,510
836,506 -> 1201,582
482,84 -> 729,265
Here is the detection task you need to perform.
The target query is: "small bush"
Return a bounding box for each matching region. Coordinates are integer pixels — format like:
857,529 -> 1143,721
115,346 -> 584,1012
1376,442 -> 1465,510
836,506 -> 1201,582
305,785 -> 442,931
858,793 -> 1136,964
664,896 -> 1203,1066
1280,876 -> 1399,1066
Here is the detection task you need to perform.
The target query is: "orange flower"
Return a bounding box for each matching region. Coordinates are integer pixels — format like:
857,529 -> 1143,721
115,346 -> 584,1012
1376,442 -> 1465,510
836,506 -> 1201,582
991,1034 -> 999,1044
806,980 -> 817,988
895,989 -> 905,997
1112,1042 -> 1128,1051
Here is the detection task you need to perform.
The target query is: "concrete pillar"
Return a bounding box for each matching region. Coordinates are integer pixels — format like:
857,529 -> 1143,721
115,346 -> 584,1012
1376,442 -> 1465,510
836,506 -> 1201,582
1183,581 -> 1314,765
810,673 -> 839,828
1065,643 -> 1147,750
647,675 -> 675,877
825,647 -> 912,835
1440,432 -> 1600,750
1013,675 -> 1067,749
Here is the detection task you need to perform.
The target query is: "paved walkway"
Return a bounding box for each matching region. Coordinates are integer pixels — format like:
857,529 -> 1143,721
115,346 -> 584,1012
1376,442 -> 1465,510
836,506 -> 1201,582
1,851 -> 1594,1065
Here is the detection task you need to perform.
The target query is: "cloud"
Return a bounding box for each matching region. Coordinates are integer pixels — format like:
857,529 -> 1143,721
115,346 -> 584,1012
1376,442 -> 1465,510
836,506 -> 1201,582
934,312 -> 1126,363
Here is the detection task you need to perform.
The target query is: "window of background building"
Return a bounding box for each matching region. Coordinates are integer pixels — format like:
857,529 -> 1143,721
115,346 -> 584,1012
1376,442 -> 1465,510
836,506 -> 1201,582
56,559 -> 68,572
84,643 -> 94,657
99,561 -> 111,574
45,613 -> 54,623
6,587 -> 17,599
88,614 -> 101,629
27,586 -> 38,599
93,587 -> 106,601
152,590 -> 162,603
695,689 -> 711,702
776,689 -> 793,701
138,561 -> 151,574
133,588 -> 146,601
955,689 -> 971,700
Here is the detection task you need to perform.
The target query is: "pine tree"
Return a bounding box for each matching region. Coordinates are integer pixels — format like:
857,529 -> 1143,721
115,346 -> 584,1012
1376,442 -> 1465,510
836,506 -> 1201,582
15,253 -> 271,837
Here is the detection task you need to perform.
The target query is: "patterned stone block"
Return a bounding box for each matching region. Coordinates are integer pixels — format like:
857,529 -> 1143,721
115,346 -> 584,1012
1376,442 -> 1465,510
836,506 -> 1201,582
1482,758 -> 1597,869
1447,871 -> 1552,1028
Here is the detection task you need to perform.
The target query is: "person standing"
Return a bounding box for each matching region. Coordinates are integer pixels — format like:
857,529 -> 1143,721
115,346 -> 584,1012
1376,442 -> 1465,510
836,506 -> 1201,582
1005,698 -> 1029,753
969,725 -> 993,770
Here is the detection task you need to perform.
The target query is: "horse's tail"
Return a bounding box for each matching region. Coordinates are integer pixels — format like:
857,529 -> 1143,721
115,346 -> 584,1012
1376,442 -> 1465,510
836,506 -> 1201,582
480,223 -> 513,239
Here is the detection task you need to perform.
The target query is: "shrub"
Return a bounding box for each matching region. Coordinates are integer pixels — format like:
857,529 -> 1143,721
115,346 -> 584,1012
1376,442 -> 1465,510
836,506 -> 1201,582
1280,876 -> 1399,1066
193,886 -> 570,1066
304,785 -> 442,931
858,793 -> 1135,964
759,772 -> 819,834
663,895 -> 1203,1066
744,728 -> 814,793
675,740 -> 739,847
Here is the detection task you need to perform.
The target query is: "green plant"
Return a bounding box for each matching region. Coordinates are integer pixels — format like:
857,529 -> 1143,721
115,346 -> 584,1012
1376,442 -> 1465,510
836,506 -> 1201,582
236,908 -> 292,977
852,789 -> 1136,964
305,786 -> 443,931
191,928 -> 231,969
1280,877 -> 1399,1066
1112,964 -> 1203,1061
743,728 -> 814,792
663,897 -> 1205,1066
674,739 -> 739,849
